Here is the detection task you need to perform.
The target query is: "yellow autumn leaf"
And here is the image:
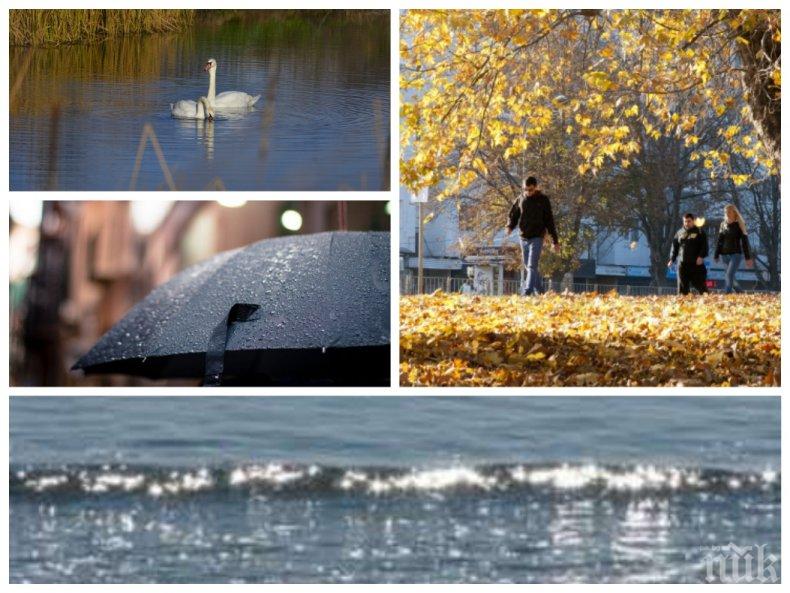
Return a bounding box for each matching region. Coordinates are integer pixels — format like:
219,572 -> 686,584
400,293 -> 779,387
731,174 -> 750,185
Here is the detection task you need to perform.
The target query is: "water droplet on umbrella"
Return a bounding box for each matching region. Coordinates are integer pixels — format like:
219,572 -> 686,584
75,231 -> 391,380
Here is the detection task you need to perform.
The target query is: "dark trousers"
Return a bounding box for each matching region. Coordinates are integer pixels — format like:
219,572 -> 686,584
677,262 -> 708,295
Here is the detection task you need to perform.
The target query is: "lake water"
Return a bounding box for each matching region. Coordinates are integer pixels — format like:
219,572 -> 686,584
10,397 -> 780,583
9,14 -> 390,191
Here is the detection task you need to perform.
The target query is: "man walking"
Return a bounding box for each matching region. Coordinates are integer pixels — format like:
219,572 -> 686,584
668,212 -> 709,295
505,176 -> 560,296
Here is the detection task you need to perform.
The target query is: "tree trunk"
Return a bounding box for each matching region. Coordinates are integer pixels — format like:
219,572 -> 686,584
732,9 -> 781,161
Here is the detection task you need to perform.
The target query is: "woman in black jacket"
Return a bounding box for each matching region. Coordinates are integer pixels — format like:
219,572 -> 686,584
714,204 -> 753,293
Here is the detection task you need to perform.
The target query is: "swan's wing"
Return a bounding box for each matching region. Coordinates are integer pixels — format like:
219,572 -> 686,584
215,91 -> 250,100
172,99 -> 197,110
171,99 -> 198,118
214,91 -> 259,109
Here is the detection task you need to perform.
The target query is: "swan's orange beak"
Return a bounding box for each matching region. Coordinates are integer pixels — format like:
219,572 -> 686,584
203,62 -> 212,72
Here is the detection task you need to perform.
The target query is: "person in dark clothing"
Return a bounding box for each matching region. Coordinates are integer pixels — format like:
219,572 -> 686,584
714,204 -> 753,294
668,212 -> 709,295
505,176 -> 560,295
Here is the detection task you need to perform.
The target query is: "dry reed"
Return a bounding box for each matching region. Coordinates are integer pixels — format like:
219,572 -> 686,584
9,9 -> 195,47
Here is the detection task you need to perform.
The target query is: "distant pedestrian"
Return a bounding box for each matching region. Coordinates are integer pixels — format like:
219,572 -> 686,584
714,204 -> 753,294
668,213 -> 709,295
505,176 -> 560,296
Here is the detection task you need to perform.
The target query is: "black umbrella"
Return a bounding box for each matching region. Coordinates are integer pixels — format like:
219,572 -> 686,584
73,231 -> 390,386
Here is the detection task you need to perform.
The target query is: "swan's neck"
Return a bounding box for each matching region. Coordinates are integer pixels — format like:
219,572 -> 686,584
198,97 -> 214,120
207,69 -> 216,104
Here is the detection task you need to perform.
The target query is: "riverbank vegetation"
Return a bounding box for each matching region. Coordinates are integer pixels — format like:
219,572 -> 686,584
10,9 -> 389,47
10,10 -> 196,46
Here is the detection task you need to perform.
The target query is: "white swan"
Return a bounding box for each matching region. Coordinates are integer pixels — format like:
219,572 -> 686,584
170,96 -> 215,120
204,58 -> 261,111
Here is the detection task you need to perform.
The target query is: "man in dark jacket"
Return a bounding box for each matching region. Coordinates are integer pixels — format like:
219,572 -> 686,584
667,212 -> 709,295
505,176 -> 560,295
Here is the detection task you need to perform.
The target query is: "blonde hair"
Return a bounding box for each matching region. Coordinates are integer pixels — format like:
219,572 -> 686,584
724,204 -> 747,235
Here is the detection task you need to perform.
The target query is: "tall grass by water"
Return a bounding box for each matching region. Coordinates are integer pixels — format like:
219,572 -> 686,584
10,9 -> 389,47
9,10 -> 196,47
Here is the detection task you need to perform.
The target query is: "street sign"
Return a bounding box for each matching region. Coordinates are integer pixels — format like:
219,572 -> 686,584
410,188 -> 429,203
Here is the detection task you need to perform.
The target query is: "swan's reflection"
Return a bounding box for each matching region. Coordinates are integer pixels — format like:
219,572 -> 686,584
198,118 -> 215,160
173,107 -> 262,162
175,118 -> 215,160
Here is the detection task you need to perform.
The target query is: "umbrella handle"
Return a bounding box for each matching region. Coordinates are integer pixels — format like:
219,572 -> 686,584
204,303 -> 261,386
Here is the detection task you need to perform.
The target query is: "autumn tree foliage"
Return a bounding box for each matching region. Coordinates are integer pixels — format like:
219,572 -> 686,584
401,9 -> 780,197
449,29 -> 617,277
454,103 -> 611,278
601,93 -> 735,284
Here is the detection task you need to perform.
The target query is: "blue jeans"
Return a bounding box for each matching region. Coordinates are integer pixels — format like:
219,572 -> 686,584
520,237 -> 544,295
721,253 -> 743,293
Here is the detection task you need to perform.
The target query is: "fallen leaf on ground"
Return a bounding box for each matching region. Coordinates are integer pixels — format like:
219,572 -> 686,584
400,292 -> 780,387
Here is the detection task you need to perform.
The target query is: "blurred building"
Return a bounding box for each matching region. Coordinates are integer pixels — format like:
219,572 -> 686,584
10,199 -> 390,386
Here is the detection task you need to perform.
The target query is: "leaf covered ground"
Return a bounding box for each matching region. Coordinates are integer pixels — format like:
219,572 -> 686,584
400,292 -> 780,387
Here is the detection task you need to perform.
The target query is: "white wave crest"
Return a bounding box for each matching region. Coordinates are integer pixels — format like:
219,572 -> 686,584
341,467 -> 498,494
229,463 -> 319,487
147,468 -> 214,497
510,464 -> 699,491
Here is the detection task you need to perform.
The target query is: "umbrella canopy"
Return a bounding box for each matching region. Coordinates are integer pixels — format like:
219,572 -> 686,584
73,231 -> 390,386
